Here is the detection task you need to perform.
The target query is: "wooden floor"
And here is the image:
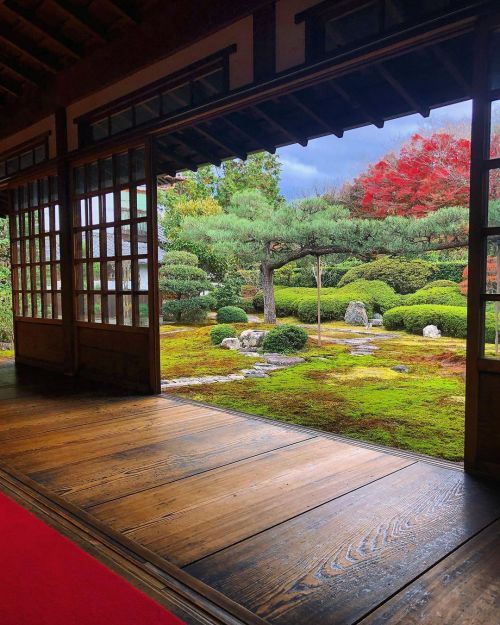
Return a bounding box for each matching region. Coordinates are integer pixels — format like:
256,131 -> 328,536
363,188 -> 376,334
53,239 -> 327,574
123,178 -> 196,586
0,359 -> 499,625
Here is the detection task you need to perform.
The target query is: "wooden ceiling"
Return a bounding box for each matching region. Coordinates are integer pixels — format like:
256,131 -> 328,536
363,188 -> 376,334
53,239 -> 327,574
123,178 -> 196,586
0,1 -> 152,104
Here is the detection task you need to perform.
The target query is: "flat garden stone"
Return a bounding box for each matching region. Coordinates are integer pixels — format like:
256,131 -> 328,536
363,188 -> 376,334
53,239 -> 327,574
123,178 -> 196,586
392,365 -> 410,373
263,354 -> 305,366
221,337 -> 241,350
240,330 -> 268,349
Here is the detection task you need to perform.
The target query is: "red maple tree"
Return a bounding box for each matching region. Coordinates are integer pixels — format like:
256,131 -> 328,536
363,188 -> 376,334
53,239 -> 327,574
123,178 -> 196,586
350,132 -> 500,218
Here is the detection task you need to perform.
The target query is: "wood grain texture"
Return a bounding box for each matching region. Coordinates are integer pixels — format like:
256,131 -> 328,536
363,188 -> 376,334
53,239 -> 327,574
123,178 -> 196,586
186,463 -> 500,625
91,438 -> 413,566
358,519 -> 500,625
30,419 -> 312,508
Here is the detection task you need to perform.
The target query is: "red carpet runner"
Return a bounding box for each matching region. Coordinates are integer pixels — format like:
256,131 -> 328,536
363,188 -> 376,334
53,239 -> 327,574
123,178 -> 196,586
0,491 -> 186,625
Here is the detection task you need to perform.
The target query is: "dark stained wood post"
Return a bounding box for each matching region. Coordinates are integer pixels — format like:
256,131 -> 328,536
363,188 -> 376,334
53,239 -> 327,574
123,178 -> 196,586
55,107 -> 76,375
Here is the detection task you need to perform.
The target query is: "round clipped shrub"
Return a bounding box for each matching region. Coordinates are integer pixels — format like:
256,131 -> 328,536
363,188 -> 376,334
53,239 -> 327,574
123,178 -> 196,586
210,324 -> 237,345
262,324 -> 308,353
420,280 -> 459,291
216,306 -> 248,323
405,286 -> 467,308
338,257 -> 435,294
432,261 -> 467,283
383,305 -> 468,338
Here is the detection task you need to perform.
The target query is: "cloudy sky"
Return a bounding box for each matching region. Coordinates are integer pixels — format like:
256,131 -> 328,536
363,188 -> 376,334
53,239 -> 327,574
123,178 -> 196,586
277,99 -> 472,200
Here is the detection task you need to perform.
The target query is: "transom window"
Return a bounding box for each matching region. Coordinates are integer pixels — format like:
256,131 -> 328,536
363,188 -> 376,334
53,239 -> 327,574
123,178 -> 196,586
0,140 -> 48,181
10,175 -> 62,320
78,48 -> 235,147
73,148 -> 149,327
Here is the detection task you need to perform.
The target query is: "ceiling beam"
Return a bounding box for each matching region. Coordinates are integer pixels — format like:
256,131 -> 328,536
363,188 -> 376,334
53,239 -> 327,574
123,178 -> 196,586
50,0 -> 109,44
253,104 -> 308,147
172,130 -> 222,167
3,0 -> 83,60
376,63 -> 430,117
156,139 -> 199,173
194,124 -> 247,160
0,50 -> 43,86
432,44 -> 471,93
0,73 -> 22,97
102,0 -> 140,24
227,112 -> 277,154
0,24 -> 60,73
287,92 -> 344,138
329,80 -> 384,128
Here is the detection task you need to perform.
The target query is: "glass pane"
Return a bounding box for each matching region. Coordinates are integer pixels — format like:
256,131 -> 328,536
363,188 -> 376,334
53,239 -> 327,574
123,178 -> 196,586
45,264 -> 52,290
162,82 -> 190,114
491,100 -> 499,159
43,206 -> 50,232
55,292 -> 62,319
107,294 -> 117,324
484,301 -> 500,359
79,199 -> 87,227
138,259 -> 148,290
77,294 -> 88,321
135,97 -> 160,124
137,221 -> 148,254
34,293 -> 42,318
75,167 -> 85,195
25,295 -> 31,317
120,189 -> 131,220
92,231 -> 100,257
116,152 -> 129,185
132,149 -> 145,181
20,150 -> 33,170
123,294 -> 133,326
484,236 -> 500,295
7,157 -> 18,175
101,157 -> 113,188
136,186 -> 147,218
488,169 -> 500,226
55,264 -> 61,290
34,265 -> 41,289
93,294 -> 102,323
89,161 -> 99,192
490,29 -> 500,91
76,263 -> 87,290
192,68 -> 224,104
50,176 -> 58,201
91,196 -> 100,225
122,260 -> 132,290
105,193 -> 115,223
91,119 -> 109,142
40,178 -> 49,205
110,108 -> 133,135
34,144 -> 46,165
54,234 -> 60,260
106,261 -> 116,289
106,227 -> 115,257
138,294 -> 149,327
54,205 -> 60,231
93,262 -> 101,290
120,224 -> 132,257
43,292 -> 52,319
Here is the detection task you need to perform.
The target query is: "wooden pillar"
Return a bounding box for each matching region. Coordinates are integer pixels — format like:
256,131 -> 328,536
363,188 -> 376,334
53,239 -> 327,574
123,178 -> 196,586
55,107 -> 76,375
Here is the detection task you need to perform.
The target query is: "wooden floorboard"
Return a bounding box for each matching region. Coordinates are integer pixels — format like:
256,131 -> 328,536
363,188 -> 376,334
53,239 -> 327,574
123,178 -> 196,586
0,361 -> 499,625
186,463 -> 500,625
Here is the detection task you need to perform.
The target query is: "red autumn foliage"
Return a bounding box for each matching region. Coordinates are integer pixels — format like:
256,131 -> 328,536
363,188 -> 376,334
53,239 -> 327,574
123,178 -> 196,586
460,257 -> 499,296
351,132 -> 500,218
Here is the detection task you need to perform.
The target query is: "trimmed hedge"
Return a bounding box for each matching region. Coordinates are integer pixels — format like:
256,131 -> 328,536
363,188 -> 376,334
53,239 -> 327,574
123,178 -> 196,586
383,304 -> 497,343
252,280 -> 401,323
216,306 -> 248,323
338,257 -> 435,294
420,280 -> 459,291
273,259 -> 363,288
262,324 -> 308,353
432,261 -> 467,283
210,324 -> 237,345
404,285 -> 467,308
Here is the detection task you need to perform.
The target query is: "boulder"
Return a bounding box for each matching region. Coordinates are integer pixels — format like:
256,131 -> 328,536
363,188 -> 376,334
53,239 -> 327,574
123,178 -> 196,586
423,325 -> 441,339
370,318 -> 383,327
344,301 -> 369,326
240,329 -> 268,349
373,313 -> 383,321
264,354 -> 305,366
392,365 -> 410,373
221,337 -> 242,350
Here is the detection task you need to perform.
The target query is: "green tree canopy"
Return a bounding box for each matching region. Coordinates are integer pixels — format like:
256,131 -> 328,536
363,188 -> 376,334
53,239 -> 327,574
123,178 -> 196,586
180,190 -> 469,322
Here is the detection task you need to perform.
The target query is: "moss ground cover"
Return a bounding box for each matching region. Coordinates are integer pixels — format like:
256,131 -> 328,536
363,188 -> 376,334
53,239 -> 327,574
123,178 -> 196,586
0,349 -> 14,360
161,319 -> 466,461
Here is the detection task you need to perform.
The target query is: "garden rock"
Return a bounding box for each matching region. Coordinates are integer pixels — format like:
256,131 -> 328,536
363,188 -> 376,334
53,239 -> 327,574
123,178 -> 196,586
344,301 -> 369,326
370,318 -> 383,327
423,325 -> 442,339
373,313 -> 383,321
240,329 -> 268,349
221,337 -> 241,350
242,369 -> 269,378
392,365 -> 410,373
263,354 -> 305,366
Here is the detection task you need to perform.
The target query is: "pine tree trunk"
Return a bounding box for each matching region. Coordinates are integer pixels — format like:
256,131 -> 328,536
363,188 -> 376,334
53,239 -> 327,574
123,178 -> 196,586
261,264 -> 277,324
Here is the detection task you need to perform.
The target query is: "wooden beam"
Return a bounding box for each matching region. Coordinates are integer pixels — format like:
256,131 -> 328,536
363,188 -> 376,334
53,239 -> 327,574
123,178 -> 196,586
171,130 -> 222,167
376,63 -> 430,117
0,50 -> 43,85
329,80 -> 384,128
3,0 -> 83,60
221,115 -> 268,152
253,104 -> 308,147
0,74 -> 22,97
287,93 -> 344,138
50,0 -> 109,44
156,140 -> 199,173
0,24 -> 60,73
432,44 -> 471,93
103,0 -> 140,24
194,124 -> 247,160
